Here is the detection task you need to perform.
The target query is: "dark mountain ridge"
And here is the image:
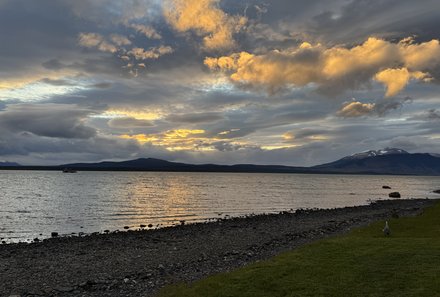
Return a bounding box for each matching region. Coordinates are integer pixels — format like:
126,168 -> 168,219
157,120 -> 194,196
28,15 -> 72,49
61,158 -> 309,173
2,148 -> 440,175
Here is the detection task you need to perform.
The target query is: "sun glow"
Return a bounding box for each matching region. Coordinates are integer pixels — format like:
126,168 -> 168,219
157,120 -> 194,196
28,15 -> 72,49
97,109 -> 164,120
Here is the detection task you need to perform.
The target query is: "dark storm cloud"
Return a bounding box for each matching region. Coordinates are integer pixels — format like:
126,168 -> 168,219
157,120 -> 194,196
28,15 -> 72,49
0,104 -> 97,139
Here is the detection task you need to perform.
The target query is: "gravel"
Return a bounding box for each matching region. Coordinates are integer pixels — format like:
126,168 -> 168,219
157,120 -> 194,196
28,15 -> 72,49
0,198 -> 436,297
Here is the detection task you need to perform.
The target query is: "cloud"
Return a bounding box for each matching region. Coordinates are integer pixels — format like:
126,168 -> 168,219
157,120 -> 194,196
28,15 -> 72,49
129,24 -> 162,39
108,117 -> 154,128
283,128 -> 331,142
110,34 -> 132,46
0,104 -> 96,139
375,68 -> 429,97
337,101 -> 376,118
165,112 -> 223,123
205,37 -> 440,96
337,97 -> 412,118
127,46 -> 174,60
163,0 -> 247,51
78,33 -> 118,53
40,78 -> 75,86
121,129 -> 209,151
410,109 -> 440,121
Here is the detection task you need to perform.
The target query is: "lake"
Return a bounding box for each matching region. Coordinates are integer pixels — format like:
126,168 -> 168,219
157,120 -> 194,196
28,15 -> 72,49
0,170 -> 439,242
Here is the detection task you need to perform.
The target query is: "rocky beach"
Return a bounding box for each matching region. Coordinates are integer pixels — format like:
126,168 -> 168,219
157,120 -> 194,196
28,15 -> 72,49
0,198 -> 437,297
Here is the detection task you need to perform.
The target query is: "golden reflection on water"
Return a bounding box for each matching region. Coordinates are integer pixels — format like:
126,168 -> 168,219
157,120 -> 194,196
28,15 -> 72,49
114,173 -> 201,227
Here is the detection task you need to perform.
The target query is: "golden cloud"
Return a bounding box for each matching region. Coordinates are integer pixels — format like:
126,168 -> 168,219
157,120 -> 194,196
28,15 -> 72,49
375,68 -> 428,97
164,0 -> 247,51
121,129 -> 206,151
337,101 -> 375,117
205,37 -> 440,96
120,129 -> 260,152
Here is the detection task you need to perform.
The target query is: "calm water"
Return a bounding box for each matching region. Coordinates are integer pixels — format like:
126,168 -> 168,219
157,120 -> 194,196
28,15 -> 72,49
0,171 -> 439,242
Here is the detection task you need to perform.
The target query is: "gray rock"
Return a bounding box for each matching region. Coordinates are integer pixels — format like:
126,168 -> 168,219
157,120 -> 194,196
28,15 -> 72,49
54,286 -> 74,293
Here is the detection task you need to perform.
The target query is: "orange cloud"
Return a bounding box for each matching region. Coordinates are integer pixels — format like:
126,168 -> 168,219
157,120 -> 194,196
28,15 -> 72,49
164,0 -> 247,51
337,101 -> 375,117
205,37 -> 440,96
375,68 -> 428,97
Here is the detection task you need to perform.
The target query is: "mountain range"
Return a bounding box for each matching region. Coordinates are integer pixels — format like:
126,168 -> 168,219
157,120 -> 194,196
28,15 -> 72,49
1,148 -> 440,175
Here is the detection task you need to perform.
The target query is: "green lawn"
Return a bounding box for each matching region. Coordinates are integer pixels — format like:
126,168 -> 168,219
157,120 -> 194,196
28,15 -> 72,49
157,202 -> 440,297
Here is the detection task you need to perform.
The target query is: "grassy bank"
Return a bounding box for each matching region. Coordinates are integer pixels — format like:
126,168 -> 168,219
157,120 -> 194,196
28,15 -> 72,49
158,201 -> 440,297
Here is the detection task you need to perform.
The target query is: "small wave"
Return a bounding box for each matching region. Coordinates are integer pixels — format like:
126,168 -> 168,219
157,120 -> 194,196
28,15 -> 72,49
16,210 -> 32,214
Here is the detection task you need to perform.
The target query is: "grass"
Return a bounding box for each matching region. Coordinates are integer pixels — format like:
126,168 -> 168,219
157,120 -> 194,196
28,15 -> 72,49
157,202 -> 440,297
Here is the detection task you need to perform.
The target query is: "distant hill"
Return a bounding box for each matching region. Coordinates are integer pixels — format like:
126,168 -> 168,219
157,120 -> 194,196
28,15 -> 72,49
61,158 -> 309,174
0,161 -> 20,167
312,148 -> 440,175
3,148 -> 440,175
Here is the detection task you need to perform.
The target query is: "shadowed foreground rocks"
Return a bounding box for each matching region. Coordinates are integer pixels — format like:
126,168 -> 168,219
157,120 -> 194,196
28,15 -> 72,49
0,199 -> 436,297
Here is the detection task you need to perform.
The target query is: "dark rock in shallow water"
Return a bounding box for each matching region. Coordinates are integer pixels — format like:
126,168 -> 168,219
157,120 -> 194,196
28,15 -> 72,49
140,224 -> 146,229
51,232 -> 59,238
148,224 -> 153,228
33,238 -> 40,242
389,192 -> 401,198
433,189 -> 440,194
382,185 -> 391,189
123,226 -> 130,230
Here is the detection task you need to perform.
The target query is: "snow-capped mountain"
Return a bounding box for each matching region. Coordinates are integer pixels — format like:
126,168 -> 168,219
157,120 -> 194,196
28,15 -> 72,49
312,148 -> 440,175
342,148 -> 409,161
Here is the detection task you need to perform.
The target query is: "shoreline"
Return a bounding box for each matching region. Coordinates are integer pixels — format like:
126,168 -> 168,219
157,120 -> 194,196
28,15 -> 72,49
0,198 -> 437,296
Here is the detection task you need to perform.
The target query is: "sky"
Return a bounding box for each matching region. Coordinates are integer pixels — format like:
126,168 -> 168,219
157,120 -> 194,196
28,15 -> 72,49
0,0 -> 440,166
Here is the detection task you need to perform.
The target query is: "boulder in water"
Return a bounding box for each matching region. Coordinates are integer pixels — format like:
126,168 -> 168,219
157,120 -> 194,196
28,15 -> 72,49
389,192 -> 401,198
382,185 -> 391,189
